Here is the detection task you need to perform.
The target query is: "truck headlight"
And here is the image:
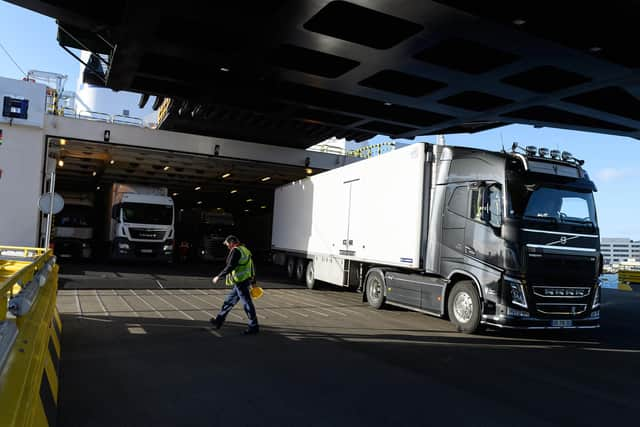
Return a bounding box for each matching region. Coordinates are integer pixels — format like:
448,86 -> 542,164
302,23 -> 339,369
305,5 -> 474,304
118,243 -> 130,250
505,276 -> 528,309
592,282 -> 601,308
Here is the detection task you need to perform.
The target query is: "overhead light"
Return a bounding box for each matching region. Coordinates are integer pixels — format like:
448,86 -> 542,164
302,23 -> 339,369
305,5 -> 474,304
59,139 -> 67,145
172,192 -> 179,196
217,207 -> 223,211
109,159 -> 115,165
260,176 -> 271,182
222,173 -> 231,179
163,166 -> 170,171
246,198 -> 254,203
96,186 -> 101,190
220,67 -> 230,72
260,205 -> 267,209
92,171 -> 97,176
244,209 -> 249,212
57,159 -> 64,167
305,168 -> 313,175
197,201 -> 203,205
383,102 -> 392,106
230,189 -> 238,194
194,186 -> 201,191
589,46 -> 602,53
180,208 -> 184,212
512,18 -> 526,25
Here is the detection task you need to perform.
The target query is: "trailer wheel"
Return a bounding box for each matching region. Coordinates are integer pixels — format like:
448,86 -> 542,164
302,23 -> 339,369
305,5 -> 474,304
366,270 -> 385,309
286,257 -> 296,279
305,260 -> 316,290
295,258 -> 306,282
447,280 -> 481,334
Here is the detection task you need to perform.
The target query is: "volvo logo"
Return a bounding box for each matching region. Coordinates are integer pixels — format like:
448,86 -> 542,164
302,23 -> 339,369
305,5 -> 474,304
560,236 -> 567,245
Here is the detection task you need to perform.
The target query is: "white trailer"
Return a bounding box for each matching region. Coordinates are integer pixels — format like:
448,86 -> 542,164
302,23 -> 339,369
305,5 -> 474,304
272,143 -> 430,287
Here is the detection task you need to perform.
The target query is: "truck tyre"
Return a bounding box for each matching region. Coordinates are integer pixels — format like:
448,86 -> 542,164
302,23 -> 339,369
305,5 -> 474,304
286,257 -> 296,279
447,280 -> 481,334
366,270 -> 385,309
295,258 -> 306,282
305,260 -> 316,290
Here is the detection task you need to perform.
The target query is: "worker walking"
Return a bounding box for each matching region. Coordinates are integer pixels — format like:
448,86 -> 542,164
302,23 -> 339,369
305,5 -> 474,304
210,235 -> 259,335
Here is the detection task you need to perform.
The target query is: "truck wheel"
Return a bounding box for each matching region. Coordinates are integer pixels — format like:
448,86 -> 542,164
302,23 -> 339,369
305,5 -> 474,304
447,280 -> 481,334
295,258 -> 306,282
366,270 -> 385,309
305,260 -> 316,290
286,257 -> 296,279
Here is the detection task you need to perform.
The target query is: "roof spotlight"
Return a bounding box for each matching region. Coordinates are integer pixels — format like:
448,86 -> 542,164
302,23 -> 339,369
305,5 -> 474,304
561,151 -> 573,161
538,147 -> 549,157
525,146 -> 537,156
550,149 -> 561,159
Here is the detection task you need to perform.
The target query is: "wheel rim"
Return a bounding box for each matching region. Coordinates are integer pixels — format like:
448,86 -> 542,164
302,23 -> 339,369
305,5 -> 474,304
287,261 -> 294,276
369,277 -> 382,301
306,264 -> 313,283
453,291 -> 474,323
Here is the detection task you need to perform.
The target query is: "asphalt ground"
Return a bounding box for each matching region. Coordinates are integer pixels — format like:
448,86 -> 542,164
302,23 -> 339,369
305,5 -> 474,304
55,262 -> 640,426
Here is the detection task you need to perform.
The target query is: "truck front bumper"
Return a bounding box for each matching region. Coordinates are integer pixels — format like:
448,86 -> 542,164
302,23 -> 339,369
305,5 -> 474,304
113,238 -> 173,262
482,310 -> 600,329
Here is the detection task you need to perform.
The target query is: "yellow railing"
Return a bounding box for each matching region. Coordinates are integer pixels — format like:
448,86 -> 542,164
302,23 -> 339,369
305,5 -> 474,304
0,246 -> 61,427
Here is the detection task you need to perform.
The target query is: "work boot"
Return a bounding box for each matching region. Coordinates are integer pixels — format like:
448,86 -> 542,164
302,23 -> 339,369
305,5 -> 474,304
209,316 -> 223,330
242,326 -> 259,335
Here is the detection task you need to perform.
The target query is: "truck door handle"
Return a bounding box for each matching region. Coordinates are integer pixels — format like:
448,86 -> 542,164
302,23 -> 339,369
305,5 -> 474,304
464,245 -> 476,256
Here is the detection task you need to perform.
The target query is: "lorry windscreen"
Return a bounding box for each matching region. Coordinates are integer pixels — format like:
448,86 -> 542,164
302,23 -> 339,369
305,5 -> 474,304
510,186 -> 597,226
55,205 -> 93,227
122,203 -> 173,225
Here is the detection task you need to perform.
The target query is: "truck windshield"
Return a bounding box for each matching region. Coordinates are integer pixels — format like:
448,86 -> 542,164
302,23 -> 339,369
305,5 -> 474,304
54,205 -> 93,227
122,203 -> 173,225
511,186 -> 597,226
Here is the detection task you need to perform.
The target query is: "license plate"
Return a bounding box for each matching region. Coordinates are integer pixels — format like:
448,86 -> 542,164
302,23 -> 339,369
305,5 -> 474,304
140,249 -> 153,253
551,319 -> 573,327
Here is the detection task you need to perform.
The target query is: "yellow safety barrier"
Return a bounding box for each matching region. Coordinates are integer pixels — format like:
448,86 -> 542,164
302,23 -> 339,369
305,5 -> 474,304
0,246 -> 61,427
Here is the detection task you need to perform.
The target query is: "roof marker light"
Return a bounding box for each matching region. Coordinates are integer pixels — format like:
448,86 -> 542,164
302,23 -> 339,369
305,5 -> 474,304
538,147 -> 549,157
550,149 -> 561,159
164,166 -> 170,171
561,151 -> 573,161
109,159 -> 115,165
92,171 -> 97,176
194,186 -> 201,191
222,173 -> 231,179
525,146 -> 537,156
512,19 -> 526,25
230,189 -> 238,194
260,176 -> 271,182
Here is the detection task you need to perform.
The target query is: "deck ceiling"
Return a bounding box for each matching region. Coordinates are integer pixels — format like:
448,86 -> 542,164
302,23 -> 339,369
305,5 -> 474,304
11,0 -> 640,148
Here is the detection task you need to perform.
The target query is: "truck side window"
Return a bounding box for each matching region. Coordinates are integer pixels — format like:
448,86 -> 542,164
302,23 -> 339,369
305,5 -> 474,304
447,186 -> 468,217
488,185 -> 502,227
469,186 -> 485,221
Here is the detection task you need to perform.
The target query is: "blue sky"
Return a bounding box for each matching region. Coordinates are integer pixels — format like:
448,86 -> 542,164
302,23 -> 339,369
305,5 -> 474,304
1,1 -> 638,239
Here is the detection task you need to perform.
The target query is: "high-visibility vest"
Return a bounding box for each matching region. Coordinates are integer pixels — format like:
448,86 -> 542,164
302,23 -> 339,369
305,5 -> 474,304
225,245 -> 254,286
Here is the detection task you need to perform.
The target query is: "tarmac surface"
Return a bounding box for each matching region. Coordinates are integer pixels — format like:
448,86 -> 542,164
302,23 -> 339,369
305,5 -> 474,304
55,262 -> 640,426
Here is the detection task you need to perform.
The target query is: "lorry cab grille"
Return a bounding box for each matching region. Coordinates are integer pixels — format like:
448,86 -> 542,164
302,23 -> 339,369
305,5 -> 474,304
536,303 -> 587,315
533,286 -> 591,298
129,228 -> 165,240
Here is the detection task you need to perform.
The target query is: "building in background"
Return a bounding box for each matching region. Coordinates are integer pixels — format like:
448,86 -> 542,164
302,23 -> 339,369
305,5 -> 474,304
601,238 -> 640,265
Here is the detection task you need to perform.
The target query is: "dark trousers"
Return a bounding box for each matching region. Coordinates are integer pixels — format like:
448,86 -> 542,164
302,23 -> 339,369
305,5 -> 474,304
216,280 -> 258,328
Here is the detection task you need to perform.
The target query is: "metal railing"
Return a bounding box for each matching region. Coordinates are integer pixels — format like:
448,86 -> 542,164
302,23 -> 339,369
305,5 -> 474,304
0,245 -> 60,427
